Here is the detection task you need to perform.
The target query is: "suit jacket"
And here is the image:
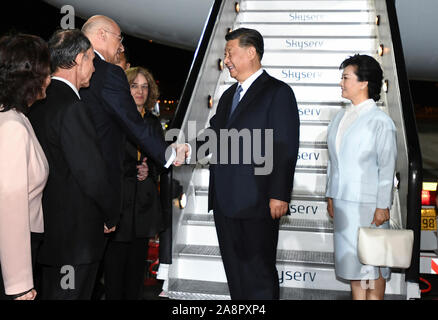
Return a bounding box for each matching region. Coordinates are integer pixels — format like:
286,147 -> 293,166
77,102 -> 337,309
28,80 -> 120,266
205,70 -> 300,219
111,112 -> 166,241
325,102 -> 397,208
80,55 -> 169,216
0,109 -> 48,294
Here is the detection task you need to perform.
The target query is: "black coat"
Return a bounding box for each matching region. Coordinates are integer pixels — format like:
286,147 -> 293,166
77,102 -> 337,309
80,54 -> 169,218
205,71 -> 300,219
111,112 -> 166,241
28,80 -> 120,266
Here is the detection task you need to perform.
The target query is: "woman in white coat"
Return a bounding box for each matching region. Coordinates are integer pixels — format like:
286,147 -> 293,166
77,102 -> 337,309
326,54 -> 397,300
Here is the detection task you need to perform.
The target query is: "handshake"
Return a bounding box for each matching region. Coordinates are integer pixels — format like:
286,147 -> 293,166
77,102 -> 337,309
171,143 -> 191,167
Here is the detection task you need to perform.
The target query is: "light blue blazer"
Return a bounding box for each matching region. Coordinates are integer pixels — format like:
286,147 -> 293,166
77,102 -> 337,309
325,103 -> 397,208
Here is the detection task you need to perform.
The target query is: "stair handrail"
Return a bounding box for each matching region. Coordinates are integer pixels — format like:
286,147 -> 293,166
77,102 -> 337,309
385,0 -> 422,283
170,0 -> 223,130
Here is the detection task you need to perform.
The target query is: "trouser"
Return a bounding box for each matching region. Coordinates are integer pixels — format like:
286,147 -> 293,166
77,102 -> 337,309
103,238 -> 149,300
40,262 -> 99,300
213,210 -> 280,300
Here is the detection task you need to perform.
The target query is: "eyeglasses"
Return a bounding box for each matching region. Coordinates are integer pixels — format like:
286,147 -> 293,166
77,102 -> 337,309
104,29 -> 124,43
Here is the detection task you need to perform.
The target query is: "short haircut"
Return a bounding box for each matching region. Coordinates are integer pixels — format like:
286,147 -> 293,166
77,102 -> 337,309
126,66 -> 159,111
81,15 -> 117,36
48,29 -> 92,72
0,34 -> 50,113
225,28 -> 264,61
340,54 -> 383,102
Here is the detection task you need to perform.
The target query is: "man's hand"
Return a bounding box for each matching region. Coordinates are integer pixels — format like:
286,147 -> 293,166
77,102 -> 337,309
137,157 -> 149,181
269,198 -> 288,219
172,143 -> 190,166
371,208 -> 390,227
104,224 -> 116,234
327,198 -> 334,218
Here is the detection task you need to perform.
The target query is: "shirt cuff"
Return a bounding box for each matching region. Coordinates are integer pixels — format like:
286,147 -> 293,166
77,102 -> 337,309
185,143 -> 192,164
164,147 -> 176,168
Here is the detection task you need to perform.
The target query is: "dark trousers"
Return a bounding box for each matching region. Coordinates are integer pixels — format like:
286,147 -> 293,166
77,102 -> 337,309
213,210 -> 280,300
40,262 -> 99,300
103,238 -> 149,300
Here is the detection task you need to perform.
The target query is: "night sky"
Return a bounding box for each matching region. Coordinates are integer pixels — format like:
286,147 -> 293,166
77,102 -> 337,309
0,0 -> 194,101
1,1 -> 436,113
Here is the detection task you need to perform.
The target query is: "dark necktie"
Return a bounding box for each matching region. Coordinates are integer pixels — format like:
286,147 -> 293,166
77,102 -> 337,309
229,85 -> 242,119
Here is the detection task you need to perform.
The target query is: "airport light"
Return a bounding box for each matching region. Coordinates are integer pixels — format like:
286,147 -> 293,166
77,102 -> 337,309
218,59 -> 224,71
235,2 -> 240,13
378,44 -> 385,56
375,15 -> 381,26
383,80 -> 389,93
208,95 -> 213,109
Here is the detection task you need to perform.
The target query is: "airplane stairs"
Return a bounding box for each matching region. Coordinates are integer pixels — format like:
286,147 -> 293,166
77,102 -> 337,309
163,0 -> 422,300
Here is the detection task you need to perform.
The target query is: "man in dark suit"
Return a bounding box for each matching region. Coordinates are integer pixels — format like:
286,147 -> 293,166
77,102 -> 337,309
28,29 -> 119,299
199,28 -> 300,299
79,16 -> 185,220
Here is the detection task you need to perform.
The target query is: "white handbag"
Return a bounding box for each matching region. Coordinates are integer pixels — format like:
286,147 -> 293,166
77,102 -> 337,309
357,188 -> 414,269
357,227 -> 414,269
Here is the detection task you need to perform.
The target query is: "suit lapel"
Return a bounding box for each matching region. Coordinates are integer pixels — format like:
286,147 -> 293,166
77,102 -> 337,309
338,104 -> 378,155
328,109 -> 344,164
226,71 -> 270,128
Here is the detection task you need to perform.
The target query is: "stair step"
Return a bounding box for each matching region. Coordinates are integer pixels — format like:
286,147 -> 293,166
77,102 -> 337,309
227,67 -> 343,85
263,37 -> 377,52
298,103 -> 342,122
262,52 -> 377,67
241,0 -> 373,11
187,192 -> 330,220
236,23 -> 376,37
167,279 -> 406,300
237,11 -> 374,24
216,84 -> 347,103
192,169 -> 328,197
183,214 -> 333,232
177,244 -> 334,266
171,256 -> 405,294
177,222 -> 334,251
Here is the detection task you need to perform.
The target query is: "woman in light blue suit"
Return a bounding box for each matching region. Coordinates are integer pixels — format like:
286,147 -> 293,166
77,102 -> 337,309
326,55 -> 397,300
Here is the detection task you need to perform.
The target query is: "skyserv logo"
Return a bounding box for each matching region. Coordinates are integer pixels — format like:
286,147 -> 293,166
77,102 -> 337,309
285,39 -> 325,50
279,270 -> 317,284
281,69 -> 324,81
289,12 -> 324,22
298,107 -> 322,117
290,204 -> 319,215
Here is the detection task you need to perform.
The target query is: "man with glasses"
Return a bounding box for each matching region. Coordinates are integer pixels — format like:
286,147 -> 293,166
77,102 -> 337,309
80,15 -> 186,239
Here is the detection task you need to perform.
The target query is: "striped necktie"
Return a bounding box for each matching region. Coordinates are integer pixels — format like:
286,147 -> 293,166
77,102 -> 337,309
229,85 -> 242,119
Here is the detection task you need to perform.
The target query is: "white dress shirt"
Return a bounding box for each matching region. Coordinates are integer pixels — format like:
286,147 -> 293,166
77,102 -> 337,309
94,50 -> 105,61
237,68 -> 264,102
335,99 -> 376,155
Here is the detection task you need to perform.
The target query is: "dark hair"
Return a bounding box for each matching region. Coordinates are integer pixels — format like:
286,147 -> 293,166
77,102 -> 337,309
48,29 -> 92,72
0,34 -> 50,113
340,54 -> 383,101
225,28 -> 264,61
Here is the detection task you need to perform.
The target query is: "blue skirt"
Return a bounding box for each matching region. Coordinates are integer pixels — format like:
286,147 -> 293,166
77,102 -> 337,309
332,199 -> 391,281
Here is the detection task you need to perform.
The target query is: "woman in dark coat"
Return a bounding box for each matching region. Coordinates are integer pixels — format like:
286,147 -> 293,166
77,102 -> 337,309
104,66 -> 166,300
